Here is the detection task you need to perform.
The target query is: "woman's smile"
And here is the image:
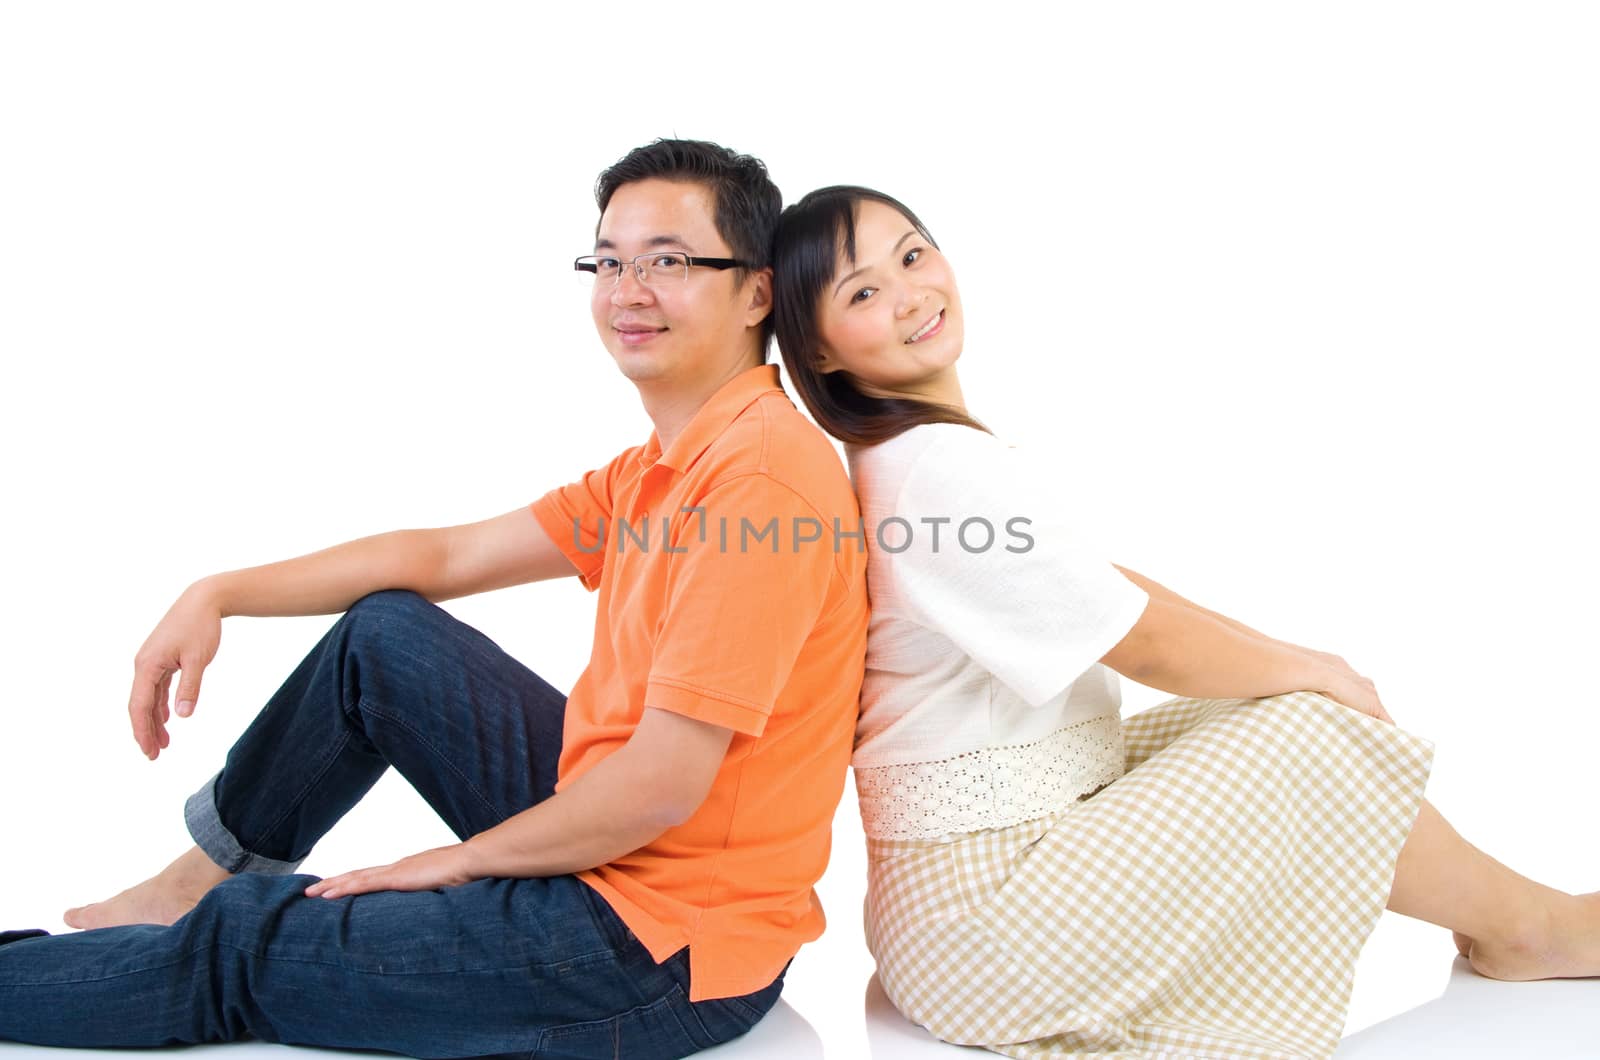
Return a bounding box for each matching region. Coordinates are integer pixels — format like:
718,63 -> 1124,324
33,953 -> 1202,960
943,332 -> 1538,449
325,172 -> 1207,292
905,309 -> 945,344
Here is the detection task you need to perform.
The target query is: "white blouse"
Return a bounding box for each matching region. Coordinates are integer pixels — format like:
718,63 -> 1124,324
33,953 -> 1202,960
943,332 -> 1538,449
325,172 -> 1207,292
846,422 -> 1150,840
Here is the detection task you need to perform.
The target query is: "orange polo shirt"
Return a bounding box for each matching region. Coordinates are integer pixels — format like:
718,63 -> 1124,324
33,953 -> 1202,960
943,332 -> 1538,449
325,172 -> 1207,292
528,363 -> 869,1002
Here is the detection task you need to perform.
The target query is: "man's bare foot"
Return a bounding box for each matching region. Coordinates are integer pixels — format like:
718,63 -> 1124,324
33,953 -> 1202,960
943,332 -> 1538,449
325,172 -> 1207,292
1463,891 -> 1600,981
63,846 -> 230,930
64,879 -> 201,929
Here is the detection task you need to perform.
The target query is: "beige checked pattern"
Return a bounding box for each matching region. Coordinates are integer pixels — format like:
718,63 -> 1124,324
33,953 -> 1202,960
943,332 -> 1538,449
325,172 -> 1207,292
863,691 -> 1436,1059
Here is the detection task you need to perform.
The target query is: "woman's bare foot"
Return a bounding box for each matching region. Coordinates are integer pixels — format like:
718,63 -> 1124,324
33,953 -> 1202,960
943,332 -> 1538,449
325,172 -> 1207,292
63,846 -> 231,929
1462,891 -> 1600,981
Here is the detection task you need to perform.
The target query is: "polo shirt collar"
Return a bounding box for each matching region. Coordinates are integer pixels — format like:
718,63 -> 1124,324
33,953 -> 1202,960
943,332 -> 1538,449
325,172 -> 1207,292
638,363 -> 782,475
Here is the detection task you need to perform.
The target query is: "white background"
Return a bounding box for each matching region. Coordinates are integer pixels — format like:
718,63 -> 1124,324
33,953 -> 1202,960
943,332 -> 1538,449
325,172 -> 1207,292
1,2 -> 1596,1056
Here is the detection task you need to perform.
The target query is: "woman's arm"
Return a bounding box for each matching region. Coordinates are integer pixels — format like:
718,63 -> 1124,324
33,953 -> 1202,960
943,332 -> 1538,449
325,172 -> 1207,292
1114,564 -> 1277,642
1114,564 -> 1354,672
1101,596 -> 1391,722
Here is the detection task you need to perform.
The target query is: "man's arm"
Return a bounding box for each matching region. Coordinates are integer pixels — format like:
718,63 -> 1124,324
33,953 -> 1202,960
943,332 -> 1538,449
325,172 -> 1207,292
131,508 -> 579,758
303,707 -> 734,898
462,707 -> 735,877
198,506 -> 579,617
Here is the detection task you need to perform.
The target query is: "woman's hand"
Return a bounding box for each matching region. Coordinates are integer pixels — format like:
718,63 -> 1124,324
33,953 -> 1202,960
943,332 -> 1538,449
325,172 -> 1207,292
304,844 -> 478,900
1290,644 -> 1354,674
128,580 -> 225,760
1317,667 -> 1395,725
1287,644 -> 1396,725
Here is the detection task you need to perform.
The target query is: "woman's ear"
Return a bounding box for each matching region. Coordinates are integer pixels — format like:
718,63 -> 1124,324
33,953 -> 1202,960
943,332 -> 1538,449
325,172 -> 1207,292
744,268 -> 773,328
815,346 -> 839,374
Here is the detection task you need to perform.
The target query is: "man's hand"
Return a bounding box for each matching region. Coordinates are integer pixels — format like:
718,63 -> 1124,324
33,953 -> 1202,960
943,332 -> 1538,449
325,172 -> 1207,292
128,581 -> 225,760
303,844 -> 477,900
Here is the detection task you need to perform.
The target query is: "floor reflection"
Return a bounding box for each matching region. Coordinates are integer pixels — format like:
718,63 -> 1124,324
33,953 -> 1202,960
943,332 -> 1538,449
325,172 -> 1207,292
1336,956 -> 1598,1057
859,961 -> 1600,1058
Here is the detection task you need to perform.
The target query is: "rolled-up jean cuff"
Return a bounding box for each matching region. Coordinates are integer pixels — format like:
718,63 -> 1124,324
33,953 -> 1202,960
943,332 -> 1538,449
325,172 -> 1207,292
184,772 -> 305,876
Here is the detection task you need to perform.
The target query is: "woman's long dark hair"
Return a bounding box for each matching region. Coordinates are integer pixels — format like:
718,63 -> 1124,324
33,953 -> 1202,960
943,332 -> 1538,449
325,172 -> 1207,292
772,186 -> 991,446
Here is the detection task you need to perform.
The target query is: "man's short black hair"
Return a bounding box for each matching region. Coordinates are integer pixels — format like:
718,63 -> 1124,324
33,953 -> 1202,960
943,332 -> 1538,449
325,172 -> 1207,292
595,139 -> 781,357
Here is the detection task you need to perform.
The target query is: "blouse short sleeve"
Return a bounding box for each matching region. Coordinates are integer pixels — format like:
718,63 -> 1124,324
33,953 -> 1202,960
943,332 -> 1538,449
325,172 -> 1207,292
887,428 -> 1149,708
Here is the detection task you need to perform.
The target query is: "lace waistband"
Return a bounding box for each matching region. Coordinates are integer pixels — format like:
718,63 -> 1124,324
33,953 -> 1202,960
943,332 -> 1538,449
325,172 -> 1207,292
854,714 -> 1125,841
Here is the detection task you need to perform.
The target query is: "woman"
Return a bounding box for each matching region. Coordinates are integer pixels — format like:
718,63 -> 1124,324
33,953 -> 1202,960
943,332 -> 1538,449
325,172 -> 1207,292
771,186 -> 1598,1058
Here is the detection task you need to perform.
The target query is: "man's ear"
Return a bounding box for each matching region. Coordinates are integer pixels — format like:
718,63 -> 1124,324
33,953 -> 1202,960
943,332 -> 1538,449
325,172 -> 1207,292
743,267 -> 773,328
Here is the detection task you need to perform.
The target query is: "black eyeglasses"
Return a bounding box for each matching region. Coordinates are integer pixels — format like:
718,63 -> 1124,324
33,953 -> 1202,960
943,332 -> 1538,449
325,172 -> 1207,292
574,252 -> 749,287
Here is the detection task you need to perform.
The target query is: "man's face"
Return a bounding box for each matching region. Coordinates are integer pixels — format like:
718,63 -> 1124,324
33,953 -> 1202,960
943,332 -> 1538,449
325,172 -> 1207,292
590,178 -> 762,386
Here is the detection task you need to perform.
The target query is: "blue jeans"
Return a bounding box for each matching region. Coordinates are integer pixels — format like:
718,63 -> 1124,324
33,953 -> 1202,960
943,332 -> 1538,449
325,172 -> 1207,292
0,590 -> 783,1058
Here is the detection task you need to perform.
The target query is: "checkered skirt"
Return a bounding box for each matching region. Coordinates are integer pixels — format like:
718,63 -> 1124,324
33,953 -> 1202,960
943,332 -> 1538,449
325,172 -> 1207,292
863,691 -> 1436,1058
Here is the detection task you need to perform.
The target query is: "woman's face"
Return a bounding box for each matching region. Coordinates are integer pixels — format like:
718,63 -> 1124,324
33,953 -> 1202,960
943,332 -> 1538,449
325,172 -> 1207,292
814,199 -> 964,404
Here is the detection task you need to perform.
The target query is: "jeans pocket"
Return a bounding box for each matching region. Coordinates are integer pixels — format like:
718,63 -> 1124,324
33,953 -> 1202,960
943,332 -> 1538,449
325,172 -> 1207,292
672,967 -> 784,1046
576,880 -> 638,955
668,993 -> 761,1049
534,984 -> 704,1060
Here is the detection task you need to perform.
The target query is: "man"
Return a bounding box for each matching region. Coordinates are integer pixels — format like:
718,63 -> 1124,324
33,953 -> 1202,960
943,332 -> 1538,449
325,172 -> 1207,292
0,139 -> 869,1059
